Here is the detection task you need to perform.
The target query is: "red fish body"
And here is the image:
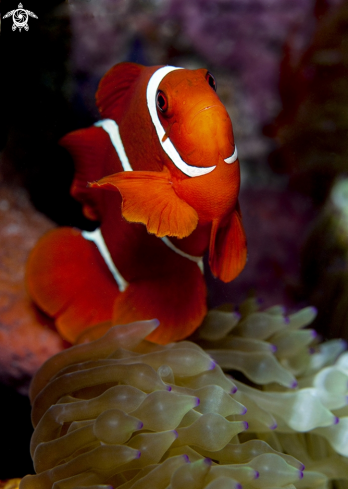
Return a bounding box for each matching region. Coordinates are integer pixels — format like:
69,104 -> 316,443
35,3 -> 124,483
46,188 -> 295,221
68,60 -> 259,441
26,63 -> 247,344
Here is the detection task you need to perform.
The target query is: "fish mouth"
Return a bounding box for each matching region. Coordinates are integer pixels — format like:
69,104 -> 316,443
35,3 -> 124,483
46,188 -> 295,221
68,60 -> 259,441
224,146 -> 238,164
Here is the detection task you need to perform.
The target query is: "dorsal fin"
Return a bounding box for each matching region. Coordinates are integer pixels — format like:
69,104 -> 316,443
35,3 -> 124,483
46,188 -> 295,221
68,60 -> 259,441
96,62 -> 144,120
60,125 -> 121,221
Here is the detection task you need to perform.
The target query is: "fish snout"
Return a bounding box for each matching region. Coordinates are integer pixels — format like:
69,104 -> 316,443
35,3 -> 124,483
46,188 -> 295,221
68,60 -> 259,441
184,104 -> 237,166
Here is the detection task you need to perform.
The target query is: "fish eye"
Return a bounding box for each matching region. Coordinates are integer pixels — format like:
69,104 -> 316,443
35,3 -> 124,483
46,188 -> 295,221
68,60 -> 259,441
206,71 -> 217,91
156,90 -> 168,112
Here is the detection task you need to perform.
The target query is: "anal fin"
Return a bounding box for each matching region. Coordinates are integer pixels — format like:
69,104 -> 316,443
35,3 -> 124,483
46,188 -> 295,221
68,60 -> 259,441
26,228 -> 120,343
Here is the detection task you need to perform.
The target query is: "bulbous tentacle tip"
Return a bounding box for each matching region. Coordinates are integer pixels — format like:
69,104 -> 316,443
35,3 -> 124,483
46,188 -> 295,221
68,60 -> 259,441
230,386 -> 238,394
136,450 -> 142,459
166,385 -> 172,391
241,406 -> 247,415
236,483 -> 242,489
310,306 -> 318,315
209,359 -> 216,370
334,416 -> 340,425
243,421 -> 249,430
300,463 -> 306,471
284,316 -> 290,324
254,471 -> 260,479
290,380 -> 298,389
204,458 -> 212,466
137,421 -> 144,430
195,397 -> 201,406
182,454 -> 190,463
311,329 -> 318,338
173,430 -> 178,439
270,344 -> 277,353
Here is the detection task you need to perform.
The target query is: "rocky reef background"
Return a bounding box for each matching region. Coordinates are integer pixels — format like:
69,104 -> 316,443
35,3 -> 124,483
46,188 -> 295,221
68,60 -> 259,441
2,0 -> 348,481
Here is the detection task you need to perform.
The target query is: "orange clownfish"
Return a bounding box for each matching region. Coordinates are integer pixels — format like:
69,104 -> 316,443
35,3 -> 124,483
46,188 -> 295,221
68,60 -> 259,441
26,63 -> 247,345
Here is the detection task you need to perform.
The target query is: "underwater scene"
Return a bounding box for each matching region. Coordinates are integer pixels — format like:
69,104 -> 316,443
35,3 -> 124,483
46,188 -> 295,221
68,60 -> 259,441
2,0 -> 348,487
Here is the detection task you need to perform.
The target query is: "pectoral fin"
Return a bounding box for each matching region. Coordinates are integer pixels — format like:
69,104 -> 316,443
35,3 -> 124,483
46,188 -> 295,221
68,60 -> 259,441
209,203 -> 247,282
90,170 -> 199,239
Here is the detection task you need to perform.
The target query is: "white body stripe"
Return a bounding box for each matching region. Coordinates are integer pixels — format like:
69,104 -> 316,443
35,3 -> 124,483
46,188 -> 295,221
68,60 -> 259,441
94,119 -> 133,172
161,236 -> 204,273
224,146 -> 238,164
146,66 -> 216,178
82,228 -> 203,290
82,228 -> 129,292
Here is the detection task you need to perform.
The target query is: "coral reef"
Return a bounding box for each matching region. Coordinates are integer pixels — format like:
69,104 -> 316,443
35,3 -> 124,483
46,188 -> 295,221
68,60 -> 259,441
21,301 -> 348,488
0,183 -> 63,394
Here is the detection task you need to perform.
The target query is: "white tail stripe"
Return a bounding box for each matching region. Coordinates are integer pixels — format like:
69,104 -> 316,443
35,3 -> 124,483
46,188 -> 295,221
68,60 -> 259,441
161,236 -> 204,273
94,119 -> 133,172
82,228 -> 129,292
146,66 -> 216,178
224,146 -> 238,164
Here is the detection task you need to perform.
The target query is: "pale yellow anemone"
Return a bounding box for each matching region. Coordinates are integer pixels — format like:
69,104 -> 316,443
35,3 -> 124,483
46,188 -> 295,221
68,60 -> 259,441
19,300 -> 348,489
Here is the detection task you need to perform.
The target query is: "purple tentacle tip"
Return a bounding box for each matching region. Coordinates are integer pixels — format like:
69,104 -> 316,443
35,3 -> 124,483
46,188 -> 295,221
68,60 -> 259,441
183,454 -> 190,463
195,397 -> 201,406
235,311 -> 242,319
270,422 -> 278,430
334,416 -> 340,425
284,316 -> 290,324
166,385 -> 172,391
311,329 -> 318,338
236,483 -> 243,489
136,450 -> 142,459
254,471 -> 260,480
204,458 -> 212,466
241,406 -> 247,415
300,463 -> 305,471
290,380 -> 298,389
209,359 -> 216,370
298,471 -> 304,480
243,421 -> 249,430
138,421 -> 144,430
310,306 -> 318,315
173,430 -> 178,439
231,385 -> 238,394
270,344 -> 277,353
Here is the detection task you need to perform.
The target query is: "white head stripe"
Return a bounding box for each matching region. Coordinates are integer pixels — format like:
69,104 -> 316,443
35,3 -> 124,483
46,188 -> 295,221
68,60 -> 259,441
146,66 -> 216,178
94,119 -> 133,172
224,146 -> 238,164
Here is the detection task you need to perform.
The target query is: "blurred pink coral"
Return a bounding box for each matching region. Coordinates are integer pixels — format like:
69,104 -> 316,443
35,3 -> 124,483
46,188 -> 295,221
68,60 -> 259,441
163,0 -> 317,123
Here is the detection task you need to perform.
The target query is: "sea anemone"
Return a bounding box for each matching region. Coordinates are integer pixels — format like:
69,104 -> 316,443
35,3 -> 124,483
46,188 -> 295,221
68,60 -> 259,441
19,300 -> 348,488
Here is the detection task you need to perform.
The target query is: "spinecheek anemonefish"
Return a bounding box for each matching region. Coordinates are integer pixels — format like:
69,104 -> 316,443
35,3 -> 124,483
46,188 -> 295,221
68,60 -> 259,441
26,63 -> 247,345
